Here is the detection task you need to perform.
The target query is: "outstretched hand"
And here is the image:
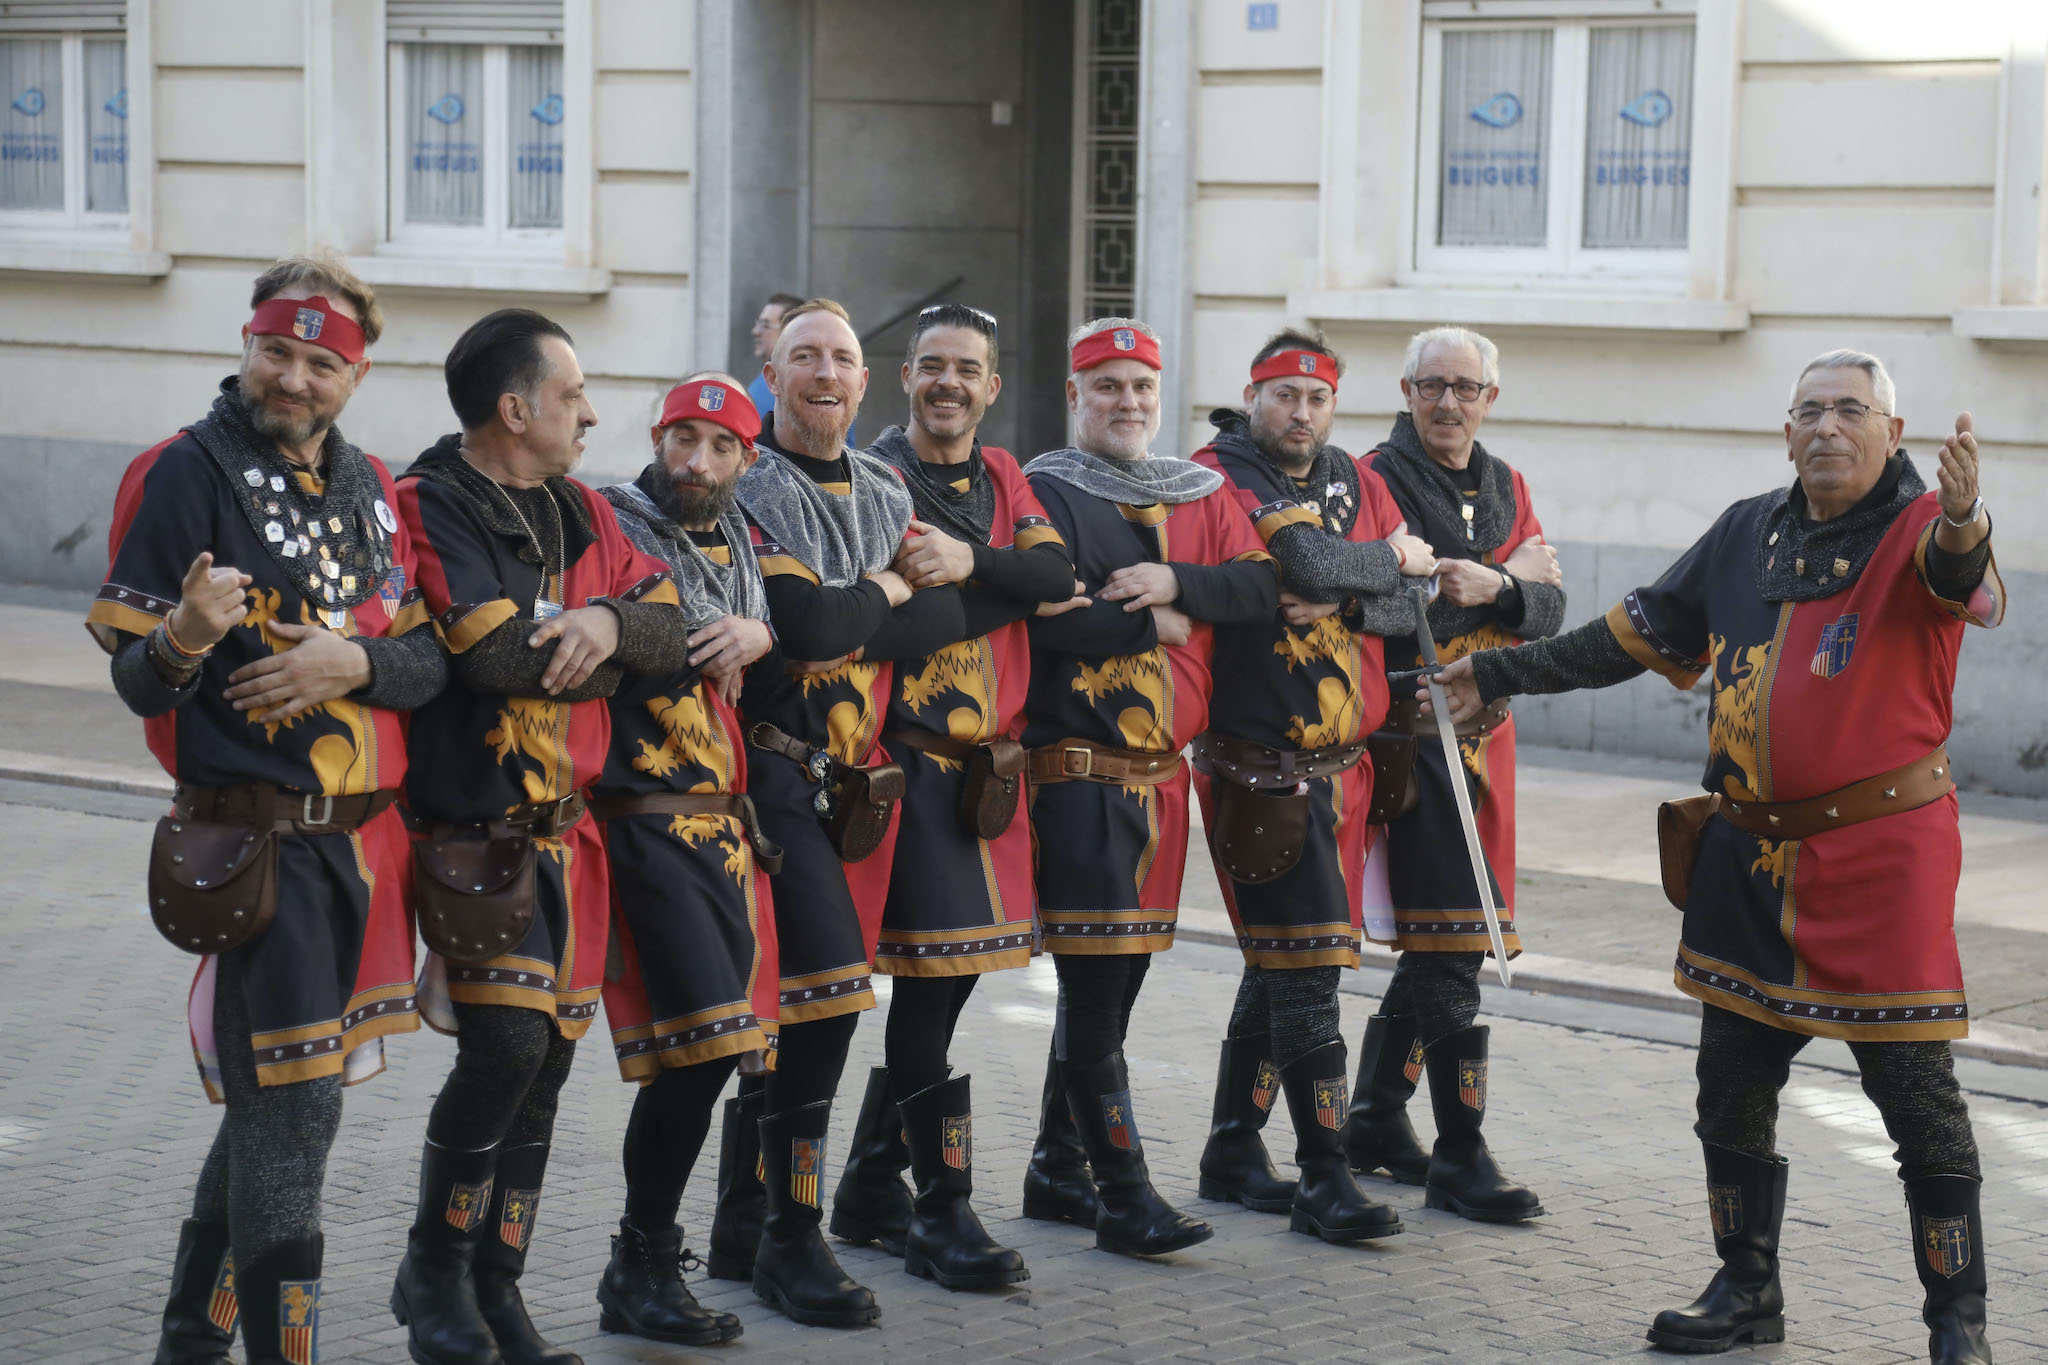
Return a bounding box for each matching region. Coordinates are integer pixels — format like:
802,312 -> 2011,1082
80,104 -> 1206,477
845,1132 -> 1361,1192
1415,654 -> 1485,724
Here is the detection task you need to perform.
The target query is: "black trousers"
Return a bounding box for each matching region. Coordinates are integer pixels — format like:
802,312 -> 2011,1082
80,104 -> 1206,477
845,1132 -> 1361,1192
1377,950 -> 1484,1046
1694,1003 -> 1981,1183
884,974 -> 979,1100
1052,953 -> 1150,1066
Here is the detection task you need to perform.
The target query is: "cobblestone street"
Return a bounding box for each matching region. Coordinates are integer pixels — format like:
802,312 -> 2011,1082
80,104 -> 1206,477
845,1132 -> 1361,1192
4,786 -> 2047,1363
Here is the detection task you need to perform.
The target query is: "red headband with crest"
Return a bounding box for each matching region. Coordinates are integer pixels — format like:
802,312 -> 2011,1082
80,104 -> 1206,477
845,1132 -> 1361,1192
1070,325 -> 1162,374
248,294 -> 367,364
659,378 -> 761,447
1250,349 -> 1339,393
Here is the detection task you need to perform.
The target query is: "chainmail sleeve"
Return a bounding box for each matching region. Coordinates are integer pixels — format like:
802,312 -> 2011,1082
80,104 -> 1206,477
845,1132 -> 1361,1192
601,597 -> 692,678
109,632 -> 201,717
1266,522 -> 1402,602
1469,615 -> 1645,703
350,628 -> 448,711
1513,579 -> 1567,641
452,616 -> 625,702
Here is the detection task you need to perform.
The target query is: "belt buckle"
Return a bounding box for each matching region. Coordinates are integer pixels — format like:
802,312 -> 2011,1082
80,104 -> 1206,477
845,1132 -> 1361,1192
301,793 -> 335,827
1061,746 -> 1094,779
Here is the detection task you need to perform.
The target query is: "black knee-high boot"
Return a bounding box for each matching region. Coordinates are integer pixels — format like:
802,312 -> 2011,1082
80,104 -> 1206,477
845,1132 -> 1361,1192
751,1101 -> 881,1328
390,1139 -> 504,1365
1196,1033 -> 1296,1212
900,1074 -> 1028,1290
470,1143 -> 578,1365
1278,1041 -> 1403,1243
1422,1024 -> 1543,1223
706,1091 -> 765,1281
1905,1175 -> 1993,1365
1345,1013 -> 1430,1184
1647,1144 -> 1787,1353
829,1066 -> 912,1254
1022,1042 -> 1098,1225
237,1234 -> 324,1365
1062,1052 -> 1212,1257
154,1219 -> 237,1365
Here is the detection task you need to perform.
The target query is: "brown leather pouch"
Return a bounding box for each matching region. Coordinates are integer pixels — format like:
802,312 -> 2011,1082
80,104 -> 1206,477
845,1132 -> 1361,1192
826,762 -> 906,863
411,834 -> 536,963
960,737 -> 1027,841
1366,731 -> 1420,825
1656,793 -> 1724,911
148,816 -> 279,955
1208,779 -> 1313,885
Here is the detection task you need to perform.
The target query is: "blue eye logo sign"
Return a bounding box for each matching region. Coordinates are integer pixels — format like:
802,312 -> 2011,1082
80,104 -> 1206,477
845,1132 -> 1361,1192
1619,90 -> 1673,128
1469,93 -> 1522,129
426,93 -> 465,125
103,88 -> 128,119
11,87 -> 47,117
529,93 -> 564,126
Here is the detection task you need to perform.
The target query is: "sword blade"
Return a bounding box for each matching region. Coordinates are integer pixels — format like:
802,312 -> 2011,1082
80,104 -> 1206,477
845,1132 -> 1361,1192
1409,587 -> 1513,987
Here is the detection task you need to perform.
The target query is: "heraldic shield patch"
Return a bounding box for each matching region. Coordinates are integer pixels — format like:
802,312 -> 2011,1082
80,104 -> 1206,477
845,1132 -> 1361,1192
942,1113 -> 972,1171
1403,1039 -> 1426,1087
499,1187 -> 539,1250
208,1250 -> 239,1332
292,307 -> 324,343
1707,1183 -> 1744,1239
1250,1061 -> 1279,1113
1458,1059 -> 1487,1112
1811,612 -> 1859,679
279,1279 -> 320,1365
1101,1089 -> 1140,1151
792,1136 -> 824,1208
1923,1213 -> 1973,1278
1313,1077 -> 1347,1130
445,1178 -> 492,1232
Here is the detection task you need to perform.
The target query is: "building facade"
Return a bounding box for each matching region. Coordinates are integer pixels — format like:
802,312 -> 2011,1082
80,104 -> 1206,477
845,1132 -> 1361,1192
3,0 -> 2042,792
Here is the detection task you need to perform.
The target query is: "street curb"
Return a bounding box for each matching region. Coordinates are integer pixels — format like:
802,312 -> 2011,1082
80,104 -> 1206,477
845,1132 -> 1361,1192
0,758 -> 173,800
1176,925 -> 2048,1072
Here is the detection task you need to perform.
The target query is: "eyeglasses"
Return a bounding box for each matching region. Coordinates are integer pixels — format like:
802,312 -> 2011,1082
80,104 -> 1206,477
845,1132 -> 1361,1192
1788,399 -> 1888,428
918,303 -> 998,337
1413,377 -> 1488,402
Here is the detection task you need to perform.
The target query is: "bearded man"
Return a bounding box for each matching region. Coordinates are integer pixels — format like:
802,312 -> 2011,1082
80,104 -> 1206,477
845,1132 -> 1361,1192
1189,328 -> 1436,1246
823,303 -> 1073,1292
391,310 -> 689,1365
92,255 -> 442,1365
587,373 -> 779,1349
1018,317 -> 1279,1259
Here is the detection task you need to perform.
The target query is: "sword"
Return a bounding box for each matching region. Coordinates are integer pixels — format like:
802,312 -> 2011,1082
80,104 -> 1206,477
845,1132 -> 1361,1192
1407,584 -> 1513,987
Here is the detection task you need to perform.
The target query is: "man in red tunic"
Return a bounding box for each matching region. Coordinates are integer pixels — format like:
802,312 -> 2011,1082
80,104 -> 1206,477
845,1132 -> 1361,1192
1017,317 -> 1280,1259
97,256 -> 439,1365
1433,350 -> 2001,1364
1188,329 -> 1433,1246
1350,327 -> 1561,1225
827,304 -> 1072,1290
392,310 -> 688,1365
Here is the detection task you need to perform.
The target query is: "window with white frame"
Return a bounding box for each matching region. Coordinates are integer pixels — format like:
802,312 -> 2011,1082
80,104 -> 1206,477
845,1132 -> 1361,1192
0,2 -> 128,229
1417,0 -> 1695,283
385,1 -> 564,254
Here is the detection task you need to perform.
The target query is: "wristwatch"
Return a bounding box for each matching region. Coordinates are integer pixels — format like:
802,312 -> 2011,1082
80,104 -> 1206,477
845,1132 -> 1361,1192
1496,569 -> 1515,596
1941,495 -> 1985,529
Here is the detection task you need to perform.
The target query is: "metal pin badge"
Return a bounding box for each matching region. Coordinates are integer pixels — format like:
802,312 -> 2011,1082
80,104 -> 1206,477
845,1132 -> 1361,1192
243,468 -> 263,487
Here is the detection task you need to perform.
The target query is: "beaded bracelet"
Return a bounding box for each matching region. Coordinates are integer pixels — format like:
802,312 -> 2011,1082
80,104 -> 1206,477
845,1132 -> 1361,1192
160,614 -> 211,659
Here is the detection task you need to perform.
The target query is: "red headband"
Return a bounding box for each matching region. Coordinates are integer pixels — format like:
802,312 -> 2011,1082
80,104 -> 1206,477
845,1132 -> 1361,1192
1250,349 -> 1339,393
248,295 -> 367,364
1070,325 -> 1161,374
659,378 -> 761,447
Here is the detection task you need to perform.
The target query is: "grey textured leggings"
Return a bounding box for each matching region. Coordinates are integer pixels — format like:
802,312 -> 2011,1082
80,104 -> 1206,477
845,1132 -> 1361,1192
1693,1003 -> 1980,1182
1227,965 -> 1343,1069
1376,950 -> 1484,1046
188,954 -> 344,1262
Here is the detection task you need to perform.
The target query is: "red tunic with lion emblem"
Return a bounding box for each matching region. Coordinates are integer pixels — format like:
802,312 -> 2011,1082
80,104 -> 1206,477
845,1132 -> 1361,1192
1608,485 -> 2003,1040
90,423 -> 430,1097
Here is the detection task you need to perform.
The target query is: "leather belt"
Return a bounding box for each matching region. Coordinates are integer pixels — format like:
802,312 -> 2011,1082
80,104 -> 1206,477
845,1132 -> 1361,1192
1027,738 -> 1182,786
587,791 -> 785,875
1192,734 -> 1369,789
403,790 -> 588,841
1384,693 -> 1510,739
174,782 -> 396,835
1718,746 -> 1953,842
748,721 -> 837,779
884,726 -> 975,764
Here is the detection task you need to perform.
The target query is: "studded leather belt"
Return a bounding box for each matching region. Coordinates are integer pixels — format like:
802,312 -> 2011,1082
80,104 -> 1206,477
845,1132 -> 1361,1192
1717,746 -> 1953,841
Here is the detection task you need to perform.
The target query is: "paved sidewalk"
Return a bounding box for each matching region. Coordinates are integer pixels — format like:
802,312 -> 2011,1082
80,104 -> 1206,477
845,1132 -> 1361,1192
4,789 -> 2048,1363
